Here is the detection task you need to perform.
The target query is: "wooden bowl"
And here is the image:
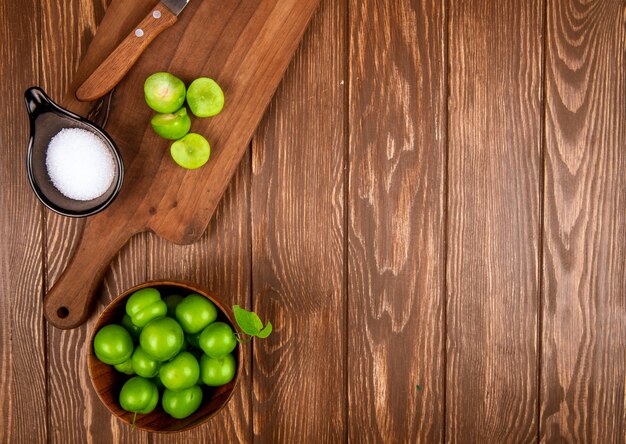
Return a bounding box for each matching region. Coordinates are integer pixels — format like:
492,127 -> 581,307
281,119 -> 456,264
88,280 -> 241,433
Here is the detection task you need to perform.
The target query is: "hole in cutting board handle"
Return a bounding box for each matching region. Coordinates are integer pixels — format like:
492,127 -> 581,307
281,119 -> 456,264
57,306 -> 70,319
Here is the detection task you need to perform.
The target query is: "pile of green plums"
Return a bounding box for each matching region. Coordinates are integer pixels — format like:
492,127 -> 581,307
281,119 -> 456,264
93,288 -> 238,420
144,72 -> 225,169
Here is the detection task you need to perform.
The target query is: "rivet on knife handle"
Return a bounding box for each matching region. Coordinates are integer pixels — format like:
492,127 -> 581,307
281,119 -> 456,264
76,0 -> 190,102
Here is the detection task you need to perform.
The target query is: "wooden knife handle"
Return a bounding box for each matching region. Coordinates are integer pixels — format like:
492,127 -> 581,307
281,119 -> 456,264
43,216 -> 136,329
76,4 -> 177,102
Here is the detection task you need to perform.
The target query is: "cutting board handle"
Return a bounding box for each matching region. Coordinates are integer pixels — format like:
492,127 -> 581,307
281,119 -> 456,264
44,216 -> 136,329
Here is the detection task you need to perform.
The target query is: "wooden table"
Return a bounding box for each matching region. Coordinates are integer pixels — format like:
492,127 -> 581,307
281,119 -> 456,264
1,0 -> 624,442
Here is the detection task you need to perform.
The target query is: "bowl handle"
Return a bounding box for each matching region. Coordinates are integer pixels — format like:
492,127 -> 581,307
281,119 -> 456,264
43,214 -> 138,329
25,87 -> 55,119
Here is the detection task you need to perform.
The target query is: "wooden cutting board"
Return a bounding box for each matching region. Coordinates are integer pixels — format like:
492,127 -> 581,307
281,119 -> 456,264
43,0 -> 319,329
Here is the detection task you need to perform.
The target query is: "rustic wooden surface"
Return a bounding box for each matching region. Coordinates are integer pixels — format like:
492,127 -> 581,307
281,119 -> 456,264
1,0 -> 624,442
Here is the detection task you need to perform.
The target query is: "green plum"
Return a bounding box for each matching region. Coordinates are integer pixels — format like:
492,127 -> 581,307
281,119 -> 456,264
162,385 -> 203,419
164,294 -> 184,317
151,107 -> 191,140
186,332 -> 201,350
170,133 -> 210,169
121,314 -> 142,340
178,335 -> 189,354
126,287 -> 167,328
114,358 -> 135,375
159,351 -> 200,391
199,321 -> 237,358
93,324 -> 134,365
144,72 -> 186,113
119,376 -> 159,414
200,353 -> 236,386
139,317 -> 184,361
186,77 -> 224,117
175,293 -> 217,334
131,345 -> 161,378
151,376 -> 165,390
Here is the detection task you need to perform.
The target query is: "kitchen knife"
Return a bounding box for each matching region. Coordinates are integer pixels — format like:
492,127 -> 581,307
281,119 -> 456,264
76,0 -> 190,102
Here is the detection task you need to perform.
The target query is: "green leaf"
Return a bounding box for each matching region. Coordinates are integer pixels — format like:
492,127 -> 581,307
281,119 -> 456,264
232,305 -> 272,340
233,305 -> 261,336
416,385 -> 423,391
257,321 -> 273,338
250,312 -> 264,332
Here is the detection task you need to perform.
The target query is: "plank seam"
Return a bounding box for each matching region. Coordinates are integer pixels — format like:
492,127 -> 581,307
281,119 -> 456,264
343,0 -> 350,440
536,0 -> 549,441
42,208 -> 51,444
442,0 -> 450,441
248,143 -> 255,444
145,234 -> 152,444
36,0 -> 51,438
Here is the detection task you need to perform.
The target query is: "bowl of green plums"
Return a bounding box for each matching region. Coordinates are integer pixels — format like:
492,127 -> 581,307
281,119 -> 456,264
88,281 -> 241,432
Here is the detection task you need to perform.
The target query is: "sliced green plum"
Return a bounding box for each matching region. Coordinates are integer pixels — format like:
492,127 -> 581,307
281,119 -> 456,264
186,78 -> 224,117
144,72 -> 186,113
151,107 -> 191,140
170,133 -> 211,169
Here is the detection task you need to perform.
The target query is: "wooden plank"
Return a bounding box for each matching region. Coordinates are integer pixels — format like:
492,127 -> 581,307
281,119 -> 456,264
446,1 -> 543,441
541,0 -> 626,441
347,0 -> 446,441
250,0 -> 346,440
0,0 -> 47,442
41,1 -> 149,442
147,154 -> 252,442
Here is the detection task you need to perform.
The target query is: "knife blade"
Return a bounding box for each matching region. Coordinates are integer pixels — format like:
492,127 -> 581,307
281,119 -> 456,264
76,0 -> 191,102
161,0 -> 190,16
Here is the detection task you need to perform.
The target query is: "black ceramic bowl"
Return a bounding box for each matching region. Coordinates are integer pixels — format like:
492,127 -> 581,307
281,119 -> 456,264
25,87 -> 124,217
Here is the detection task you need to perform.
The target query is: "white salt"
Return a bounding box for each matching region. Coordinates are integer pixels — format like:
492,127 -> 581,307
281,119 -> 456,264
46,128 -> 116,201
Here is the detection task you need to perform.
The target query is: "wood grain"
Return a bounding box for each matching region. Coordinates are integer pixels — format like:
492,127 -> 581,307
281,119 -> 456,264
250,0 -> 346,440
44,0 -> 322,330
0,0 -> 47,442
447,0 -> 543,442
347,0 -> 446,441
147,154 -> 252,442
541,0 -> 626,441
41,1 -> 149,442
76,3 -> 177,101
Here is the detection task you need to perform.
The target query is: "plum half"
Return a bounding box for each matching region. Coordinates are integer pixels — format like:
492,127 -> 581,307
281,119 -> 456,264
186,78 -> 224,118
151,107 -> 192,140
144,72 -> 186,113
170,133 -> 211,170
